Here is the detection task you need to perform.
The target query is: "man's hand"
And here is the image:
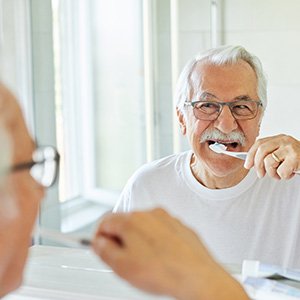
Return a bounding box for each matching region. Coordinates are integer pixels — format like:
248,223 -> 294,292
244,134 -> 300,179
92,208 -> 249,300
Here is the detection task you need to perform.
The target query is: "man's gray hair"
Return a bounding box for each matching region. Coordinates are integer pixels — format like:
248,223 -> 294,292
175,45 -> 267,114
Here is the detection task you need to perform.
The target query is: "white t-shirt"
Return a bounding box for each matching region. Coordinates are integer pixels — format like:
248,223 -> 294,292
114,151 -> 300,268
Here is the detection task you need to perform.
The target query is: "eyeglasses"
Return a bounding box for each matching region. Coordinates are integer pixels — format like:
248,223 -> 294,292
184,99 -> 263,121
10,146 -> 60,187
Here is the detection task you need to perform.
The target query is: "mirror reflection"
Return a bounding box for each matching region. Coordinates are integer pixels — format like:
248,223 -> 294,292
0,0 -> 299,249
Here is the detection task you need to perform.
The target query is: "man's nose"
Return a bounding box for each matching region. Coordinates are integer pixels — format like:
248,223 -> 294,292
213,105 -> 238,134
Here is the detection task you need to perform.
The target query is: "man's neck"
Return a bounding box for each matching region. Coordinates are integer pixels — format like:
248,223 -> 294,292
190,154 -> 250,189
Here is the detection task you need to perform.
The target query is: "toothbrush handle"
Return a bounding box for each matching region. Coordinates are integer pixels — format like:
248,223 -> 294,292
235,153 -> 247,160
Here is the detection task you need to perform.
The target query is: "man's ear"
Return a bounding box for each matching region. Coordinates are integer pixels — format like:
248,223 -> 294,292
176,108 -> 186,135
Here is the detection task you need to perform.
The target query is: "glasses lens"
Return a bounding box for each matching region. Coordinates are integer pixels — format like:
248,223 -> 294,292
193,102 -> 220,120
30,147 -> 58,187
231,100 -> 258,119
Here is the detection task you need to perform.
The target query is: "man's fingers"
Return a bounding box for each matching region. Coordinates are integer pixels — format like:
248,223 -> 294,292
244,136 -> 270,169
95,213 -> 128,238
92,234 -> 120,260
264,154 -> 281,179
244,134 -> 300,179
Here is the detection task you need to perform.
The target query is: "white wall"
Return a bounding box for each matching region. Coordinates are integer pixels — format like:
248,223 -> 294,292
177,0 -> 300,139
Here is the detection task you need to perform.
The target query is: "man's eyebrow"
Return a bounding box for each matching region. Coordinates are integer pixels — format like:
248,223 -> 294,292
197,93 -> 253,101
233,95 -> 252,101
199,92 -> 218,100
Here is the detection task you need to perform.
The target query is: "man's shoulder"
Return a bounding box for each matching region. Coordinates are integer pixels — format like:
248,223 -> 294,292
129,151 -> 191,181
142,150 -> 190,171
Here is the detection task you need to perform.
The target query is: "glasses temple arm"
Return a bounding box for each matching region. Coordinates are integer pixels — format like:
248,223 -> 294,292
10,161 -> 35,172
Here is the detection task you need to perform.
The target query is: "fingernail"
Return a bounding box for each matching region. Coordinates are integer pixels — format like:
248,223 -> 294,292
244,160 -> 250,169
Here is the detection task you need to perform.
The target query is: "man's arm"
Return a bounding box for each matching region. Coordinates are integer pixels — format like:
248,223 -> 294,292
92,208 -> 249,300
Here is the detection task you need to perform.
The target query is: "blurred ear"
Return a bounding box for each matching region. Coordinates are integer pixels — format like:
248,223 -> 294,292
176,108 -> 186,135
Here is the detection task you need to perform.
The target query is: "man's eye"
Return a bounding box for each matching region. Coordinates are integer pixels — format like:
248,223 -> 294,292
234,105 -> 249,109
198,102 -> 218,109
232,103 -> 256,116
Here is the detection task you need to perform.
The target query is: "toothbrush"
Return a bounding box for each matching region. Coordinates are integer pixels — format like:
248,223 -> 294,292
209,142 -> 247,160
37,228 -> 91,248
209,142 -> 300,174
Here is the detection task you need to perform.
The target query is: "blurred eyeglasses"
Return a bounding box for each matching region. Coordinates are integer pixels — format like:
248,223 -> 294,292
184,99 -> 263,121
10,146 -> 60,187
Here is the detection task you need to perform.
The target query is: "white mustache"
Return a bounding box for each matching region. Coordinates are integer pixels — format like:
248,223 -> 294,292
199,129 -> 246,146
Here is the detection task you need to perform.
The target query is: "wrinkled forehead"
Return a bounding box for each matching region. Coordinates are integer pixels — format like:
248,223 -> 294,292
188,60 -> 258,100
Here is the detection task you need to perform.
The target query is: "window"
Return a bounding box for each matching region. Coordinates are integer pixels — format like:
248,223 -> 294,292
47,0 -> 175,234
52,0 -> 147,201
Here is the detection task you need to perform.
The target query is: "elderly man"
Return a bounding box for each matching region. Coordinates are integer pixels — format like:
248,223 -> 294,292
0,84 -> 59,296
114,45 -> 300,268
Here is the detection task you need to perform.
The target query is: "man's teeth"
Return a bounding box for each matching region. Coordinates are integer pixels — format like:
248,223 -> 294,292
207,141 -> 239,148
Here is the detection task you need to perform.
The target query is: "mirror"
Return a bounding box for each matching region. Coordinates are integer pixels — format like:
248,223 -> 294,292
0,0 -> 299,246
